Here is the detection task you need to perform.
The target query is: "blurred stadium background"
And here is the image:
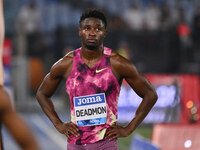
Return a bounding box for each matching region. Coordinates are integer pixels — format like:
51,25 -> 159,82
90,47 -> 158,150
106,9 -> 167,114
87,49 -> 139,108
2,0 -> 200,149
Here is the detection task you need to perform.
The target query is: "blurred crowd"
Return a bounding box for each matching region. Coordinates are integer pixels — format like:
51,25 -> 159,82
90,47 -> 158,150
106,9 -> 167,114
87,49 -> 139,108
3,0 -> 200,93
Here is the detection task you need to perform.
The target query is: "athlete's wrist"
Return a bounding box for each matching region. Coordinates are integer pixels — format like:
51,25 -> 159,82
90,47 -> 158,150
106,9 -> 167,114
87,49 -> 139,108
53,119 -> 63,128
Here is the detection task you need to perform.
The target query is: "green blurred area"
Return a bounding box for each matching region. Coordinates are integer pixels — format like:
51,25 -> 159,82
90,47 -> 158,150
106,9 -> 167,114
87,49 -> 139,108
118,125 -> 153,150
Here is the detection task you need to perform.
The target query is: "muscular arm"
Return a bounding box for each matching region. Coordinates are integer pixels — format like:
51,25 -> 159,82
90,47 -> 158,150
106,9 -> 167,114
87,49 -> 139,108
0,88 -> 39,150
36,67 -> 64,127
106,51 -> 157,140
122,63 -> 157,134
36,53 -> 79,139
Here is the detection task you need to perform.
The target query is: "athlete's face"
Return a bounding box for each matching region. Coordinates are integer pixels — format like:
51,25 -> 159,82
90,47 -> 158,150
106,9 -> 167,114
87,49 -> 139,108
79,18 -> 106,50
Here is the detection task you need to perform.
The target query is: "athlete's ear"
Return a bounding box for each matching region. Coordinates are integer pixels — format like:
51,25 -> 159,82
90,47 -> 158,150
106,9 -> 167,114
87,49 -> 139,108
78,27 -> 82,37
103,29 -> 107,38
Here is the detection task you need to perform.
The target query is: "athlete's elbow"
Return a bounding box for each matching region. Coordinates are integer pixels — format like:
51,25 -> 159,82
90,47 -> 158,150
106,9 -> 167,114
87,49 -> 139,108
145,90 -> 157,105
36,89 -> 51,105
36,89 -> 43,102
151,91 -> 158,105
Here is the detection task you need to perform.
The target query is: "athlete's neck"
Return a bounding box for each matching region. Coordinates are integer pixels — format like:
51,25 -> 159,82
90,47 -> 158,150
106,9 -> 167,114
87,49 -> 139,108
81,45 -> 104,60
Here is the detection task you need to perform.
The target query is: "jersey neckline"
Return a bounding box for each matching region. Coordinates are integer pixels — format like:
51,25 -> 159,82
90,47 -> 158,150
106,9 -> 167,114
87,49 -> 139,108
78,48 -> 106,70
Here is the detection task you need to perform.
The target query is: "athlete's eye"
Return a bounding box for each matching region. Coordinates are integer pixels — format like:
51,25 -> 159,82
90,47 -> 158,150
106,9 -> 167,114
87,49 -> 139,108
95,28 -> 101,31
85,27 -> 90,30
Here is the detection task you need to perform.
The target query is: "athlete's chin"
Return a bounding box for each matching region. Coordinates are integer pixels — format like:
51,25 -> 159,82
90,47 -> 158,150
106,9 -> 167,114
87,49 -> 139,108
85,44 -> 98,50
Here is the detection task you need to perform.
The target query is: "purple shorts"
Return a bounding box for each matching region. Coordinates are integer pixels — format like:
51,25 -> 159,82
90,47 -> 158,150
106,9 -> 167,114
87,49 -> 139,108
67,139 -> 118,150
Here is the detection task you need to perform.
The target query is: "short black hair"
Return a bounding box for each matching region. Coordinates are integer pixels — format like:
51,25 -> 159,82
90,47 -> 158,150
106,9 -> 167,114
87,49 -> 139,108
79,8 -> 107,28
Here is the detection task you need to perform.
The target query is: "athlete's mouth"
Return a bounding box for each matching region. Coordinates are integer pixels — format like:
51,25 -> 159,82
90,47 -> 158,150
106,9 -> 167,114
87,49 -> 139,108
87,39 -> 97,43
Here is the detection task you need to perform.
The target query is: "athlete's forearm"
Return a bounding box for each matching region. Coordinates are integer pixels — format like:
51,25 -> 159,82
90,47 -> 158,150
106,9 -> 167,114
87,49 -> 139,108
126,91 -> 157,134
6,115 -> 40,150
36,91 -> 63,126
1,88 -> 39,150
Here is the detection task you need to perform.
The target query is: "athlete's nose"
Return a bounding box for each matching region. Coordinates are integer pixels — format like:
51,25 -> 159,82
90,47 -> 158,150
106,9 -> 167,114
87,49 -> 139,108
89,28 -> 96,36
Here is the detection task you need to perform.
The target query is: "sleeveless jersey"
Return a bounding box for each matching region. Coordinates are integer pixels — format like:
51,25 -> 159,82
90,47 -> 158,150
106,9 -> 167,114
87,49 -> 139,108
66,47 -> 120,145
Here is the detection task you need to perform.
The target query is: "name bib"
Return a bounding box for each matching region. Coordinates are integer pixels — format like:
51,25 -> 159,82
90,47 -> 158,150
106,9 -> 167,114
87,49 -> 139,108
73,93 -> 107,126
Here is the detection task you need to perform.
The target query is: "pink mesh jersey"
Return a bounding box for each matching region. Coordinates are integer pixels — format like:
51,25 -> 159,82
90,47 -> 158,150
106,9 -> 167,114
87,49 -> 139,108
66,47 -> 120,145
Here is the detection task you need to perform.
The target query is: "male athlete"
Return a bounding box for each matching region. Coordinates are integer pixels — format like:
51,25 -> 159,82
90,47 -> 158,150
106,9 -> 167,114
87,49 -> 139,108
36,8 -> 158,149
0,0 -> 39,149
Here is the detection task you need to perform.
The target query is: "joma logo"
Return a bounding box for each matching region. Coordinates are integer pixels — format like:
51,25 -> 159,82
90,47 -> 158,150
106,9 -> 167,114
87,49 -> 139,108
77,96 -> 102,105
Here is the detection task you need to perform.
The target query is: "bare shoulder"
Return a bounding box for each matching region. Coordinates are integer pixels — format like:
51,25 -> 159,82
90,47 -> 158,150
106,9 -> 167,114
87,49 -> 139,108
110,50 -> 138,78
110,50 -> 133,67
50,51 -> 74,79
